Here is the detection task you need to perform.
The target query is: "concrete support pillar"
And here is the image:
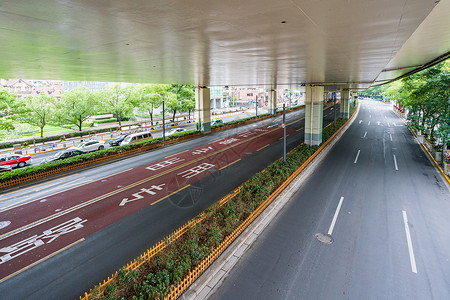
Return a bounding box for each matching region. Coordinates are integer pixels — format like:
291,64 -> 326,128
304,86 -> 324,146
195,86 -> 211,133
340,90 -> 350,119
268,89 -> 277,115
352,91 -> 358,107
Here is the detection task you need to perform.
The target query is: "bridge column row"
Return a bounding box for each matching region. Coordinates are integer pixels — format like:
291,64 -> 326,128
195,86 -> 211,133
195,86 -> 343,148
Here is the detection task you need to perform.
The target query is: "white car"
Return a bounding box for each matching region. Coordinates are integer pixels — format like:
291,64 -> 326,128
70,140 -> 107,152
166,128 -> 186,136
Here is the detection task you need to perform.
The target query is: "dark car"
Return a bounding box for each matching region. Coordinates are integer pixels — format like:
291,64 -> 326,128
108,134 -> 129,147
43,149 -> 86,163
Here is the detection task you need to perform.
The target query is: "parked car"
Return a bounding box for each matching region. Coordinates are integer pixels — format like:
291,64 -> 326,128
0,165 -> 12,172
0,154 -> 32,168
70,140 -> 107,152
166,128 -> 186,136
121,132 -> 153,145
108,134 -> 128,147
43,149 -> 86,163
211,119 -> 224,126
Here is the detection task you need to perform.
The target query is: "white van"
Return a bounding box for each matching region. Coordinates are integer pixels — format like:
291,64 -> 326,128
121,131 -> 153,145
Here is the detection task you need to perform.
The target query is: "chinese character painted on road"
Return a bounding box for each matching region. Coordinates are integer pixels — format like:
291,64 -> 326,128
146,157 -> 184,171
0,217 -> 87,264
239,131 -> 259,138
192,146 -> 214,155
177,163 -> 215,179
219,138 -> 239,145
119,183 -> 166,206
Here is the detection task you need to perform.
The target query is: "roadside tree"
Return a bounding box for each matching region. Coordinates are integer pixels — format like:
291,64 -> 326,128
170,84 -> 195,122
56,86 -> 98,133
0,86 -> 17,131
99,85 -> 135,128
16,93 -> 56,138
134,84 -> 171,125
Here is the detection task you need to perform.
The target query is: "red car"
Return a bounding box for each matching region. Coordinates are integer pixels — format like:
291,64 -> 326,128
0,154 -> 32,168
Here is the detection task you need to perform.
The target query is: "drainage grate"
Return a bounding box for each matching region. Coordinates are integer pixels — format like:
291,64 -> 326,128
0,221 -> 11,230
315,233 -> 334,244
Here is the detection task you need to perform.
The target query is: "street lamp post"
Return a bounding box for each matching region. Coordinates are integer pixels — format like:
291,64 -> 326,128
162,100 -> 165,142
283,104 -> 286,163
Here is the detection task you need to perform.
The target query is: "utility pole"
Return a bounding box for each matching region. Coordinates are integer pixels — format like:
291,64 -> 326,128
442,95 -> 450,163
162,100 -> 165,142
333,92 -> 337,124
283,104 -> 286,163
256,95 -> 258,118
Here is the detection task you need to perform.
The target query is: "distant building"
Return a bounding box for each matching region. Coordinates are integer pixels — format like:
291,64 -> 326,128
62,81 -> 108,92
1,79 -> 63,100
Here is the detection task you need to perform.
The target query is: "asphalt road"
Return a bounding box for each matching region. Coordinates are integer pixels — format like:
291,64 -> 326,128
208,100 -> 450,300
0,103 -> 338,299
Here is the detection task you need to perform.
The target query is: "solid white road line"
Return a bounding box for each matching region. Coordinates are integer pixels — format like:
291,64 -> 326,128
328,197 -> 345,235
402,210 -> 418,274
354,150 -> 361,164
393,154 -> 398,170
363,131 -> 367,138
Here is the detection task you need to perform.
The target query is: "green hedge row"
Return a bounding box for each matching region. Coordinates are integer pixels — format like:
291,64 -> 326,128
0,130 -> 200,183
90,116 -> 352,300
92,118 -> 118,124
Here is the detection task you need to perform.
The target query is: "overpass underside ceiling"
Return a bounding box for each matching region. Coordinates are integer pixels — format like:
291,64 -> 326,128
0,0 -> 448,90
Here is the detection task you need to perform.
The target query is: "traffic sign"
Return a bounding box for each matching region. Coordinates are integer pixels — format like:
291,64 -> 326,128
281,123 -> 285,128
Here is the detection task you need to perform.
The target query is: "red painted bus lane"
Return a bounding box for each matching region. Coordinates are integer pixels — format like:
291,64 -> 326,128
0,126 -> 280,238
0,126 -> 294,280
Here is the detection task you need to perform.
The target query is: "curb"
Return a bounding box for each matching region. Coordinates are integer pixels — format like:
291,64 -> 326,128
182,105 -> 360,299
392,109 -> 450,185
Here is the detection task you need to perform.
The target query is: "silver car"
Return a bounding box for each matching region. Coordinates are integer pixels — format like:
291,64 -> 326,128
70,140 -> 107,152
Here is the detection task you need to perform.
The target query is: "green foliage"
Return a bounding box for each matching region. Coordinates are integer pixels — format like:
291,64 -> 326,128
92,118 -> 118,124
56,86 -> 98,132
98,85 -> 135,127
383,60 -> 450,148
15,93 -> 57,138
0,87 -> 17,131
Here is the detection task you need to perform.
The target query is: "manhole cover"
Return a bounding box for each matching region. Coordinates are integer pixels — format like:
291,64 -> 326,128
0,221 -> 11,229
315,233 -> 334,244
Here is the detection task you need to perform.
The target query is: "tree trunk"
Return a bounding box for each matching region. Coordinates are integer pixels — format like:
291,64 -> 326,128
149,109 -> 153,126
172,110 -> 176,122
40,127 -> 44,138
79,120 -> 83,137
